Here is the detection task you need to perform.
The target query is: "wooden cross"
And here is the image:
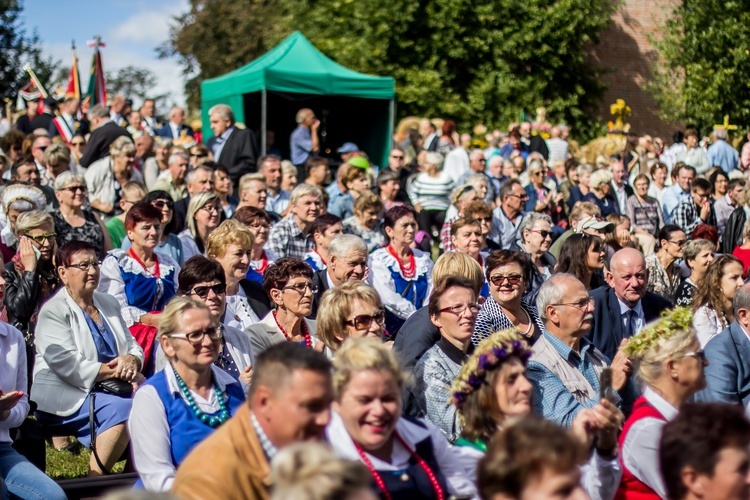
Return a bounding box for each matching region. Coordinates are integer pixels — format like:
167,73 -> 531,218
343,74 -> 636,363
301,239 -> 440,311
714,115 -> 738,131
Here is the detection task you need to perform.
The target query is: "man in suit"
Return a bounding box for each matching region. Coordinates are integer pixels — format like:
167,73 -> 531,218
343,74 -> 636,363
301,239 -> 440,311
140,98 -> 162,136
206,104 -> 258,185
610,156 -> 634,214
29,97 -> 56,132
79,104 -> 132,168
420,119 -> 439,152
309,235 -> 367,319
109,94 -> 128,127
156,106 -> 194,140
588,248 -> 671,361
49,97 -> 88,144
695,284 -> 750,406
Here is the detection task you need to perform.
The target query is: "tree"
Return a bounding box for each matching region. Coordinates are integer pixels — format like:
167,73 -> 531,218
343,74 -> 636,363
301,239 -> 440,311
107,65 -> 164,103
648,0 -> 750,130
0,1 -> 59,103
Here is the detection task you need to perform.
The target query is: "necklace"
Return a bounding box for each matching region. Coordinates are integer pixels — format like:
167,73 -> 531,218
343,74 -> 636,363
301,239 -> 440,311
354,432 -> 445,500
273,310 -> 312,348
387,244 -> 416,279
173,369 -> 230,428
128,248 -> 160,278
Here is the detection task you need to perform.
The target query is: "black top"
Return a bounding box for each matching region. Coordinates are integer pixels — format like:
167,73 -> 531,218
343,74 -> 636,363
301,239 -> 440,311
393,306 -> 440,370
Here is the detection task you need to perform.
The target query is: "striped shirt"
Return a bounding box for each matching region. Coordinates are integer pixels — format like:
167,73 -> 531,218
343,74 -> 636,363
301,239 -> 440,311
408,172 -> 454,211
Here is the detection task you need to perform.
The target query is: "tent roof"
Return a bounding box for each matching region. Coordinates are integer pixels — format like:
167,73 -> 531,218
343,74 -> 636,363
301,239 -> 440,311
201,31 -> 395,101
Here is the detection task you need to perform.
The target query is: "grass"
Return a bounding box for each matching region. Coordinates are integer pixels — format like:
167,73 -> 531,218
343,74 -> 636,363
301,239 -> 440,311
45,442 -> 126,480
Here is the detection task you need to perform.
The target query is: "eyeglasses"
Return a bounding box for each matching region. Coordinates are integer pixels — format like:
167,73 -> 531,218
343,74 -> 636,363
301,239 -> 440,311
34,145 -> 48,152
66,261 -> 101,272
668,239 -> 687,247
474,216 -> 493,223
391,155 -> 405,160
440,303 -> 480,315
151,200 -> 174,210
169,327 -> 223,346
70,142 -> 85,147
345,310 -> 386,330
550,297 -> 595,310
490,274 -> 523,287
682,350 -> 707,364
201,204 -> 221,214
508,193 -> 529,200
282,282 -> 318,294
25,232 -> 56,244
530,229 -> 553,239
189,283 -> 227,299
62,185 -> 87,193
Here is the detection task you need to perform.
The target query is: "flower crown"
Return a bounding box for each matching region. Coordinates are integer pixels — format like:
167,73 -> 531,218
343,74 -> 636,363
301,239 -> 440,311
623,307 -> 694,358
450,329 -> 532,411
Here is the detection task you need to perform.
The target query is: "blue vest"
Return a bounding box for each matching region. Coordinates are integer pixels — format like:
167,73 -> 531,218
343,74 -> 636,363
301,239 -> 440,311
385,270 -> 430,335
148,369 -> 246,466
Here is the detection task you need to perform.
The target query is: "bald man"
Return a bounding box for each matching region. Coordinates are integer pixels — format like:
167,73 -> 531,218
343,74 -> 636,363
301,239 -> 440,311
588,248 -> 671,360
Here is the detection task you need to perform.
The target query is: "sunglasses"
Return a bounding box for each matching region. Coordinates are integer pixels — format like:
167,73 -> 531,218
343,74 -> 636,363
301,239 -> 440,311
25,232 -> 56,244
345,310 -> 386,330
151,200 -> 174,209
474,216 -> 493,223
391,155 -> 405,160
530,229 -> 553,239
189,283 -> 227,299
490,274 -> 523,286
62,185 -> 87,193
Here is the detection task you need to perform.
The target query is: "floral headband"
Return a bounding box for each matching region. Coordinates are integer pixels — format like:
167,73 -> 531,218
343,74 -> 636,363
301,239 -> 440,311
450,329 -> 532,411
623,307 -> 694,358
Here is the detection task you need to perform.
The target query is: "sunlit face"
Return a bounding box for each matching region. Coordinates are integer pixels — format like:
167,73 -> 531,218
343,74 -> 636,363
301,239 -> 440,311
241,180 -> 267,210
246,218 -> 271,247
291,195 -> 322,225
282,169 -> 298,192
729,184 -> 746,205
430,286 -> 477,345
314,223 -> 344,252
271,276 -> 315,317
329,251 -> 367,284
356,208 -> 381,230
151,198 -> 173,224
661,230 -> 687,259
56,181 -> 88,209
548,278 -> 595,338
678,167 -> 695,191
714,175 -> 728,196
195,200 -> 221,231
607,257 -> 648,306
634,178 -> 650,197
126,219 -> 161,251
215,243 -> 252,283
169,157 -> 189,184
522,220 -> 552,254
24,222 -> 56,262
188,170 -> 213,196
586,241 -> 605,270
113,152 -> 136,177
653,167 -> 667,186
691,188 -> 710,208
262,161 -> 282,189
209,113 -> 231,136
342,299 -> 384,341
489,262 -> 527,307
161,307 -> 219,369
213,169 -> 233,196
379,180 -> 399,200
503,184 -> 528,213
451,223 -> 482,256
615,220 -> 632,249
348,174 -> 370,194
688,247 -> 715,276
58,249 -> 100,293
721,262 -> 745,302
186,279 -> 226,320
493,357 -> 532,420
389,149 -> 405,170
385,215 -> 417,246
672,341 -> 707,395
611,162 -> 626,185
129,111 -> 142,129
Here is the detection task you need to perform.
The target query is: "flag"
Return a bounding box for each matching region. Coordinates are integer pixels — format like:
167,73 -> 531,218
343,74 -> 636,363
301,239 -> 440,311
15,81 -> 41,111
66,45 -> 81,100
85,38 -> 107,107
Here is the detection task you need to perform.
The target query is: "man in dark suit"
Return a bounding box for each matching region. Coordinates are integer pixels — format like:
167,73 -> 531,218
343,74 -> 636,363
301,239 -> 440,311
588,247 -> 671,361
79,104 -> 132,168
309,235 -> 368,319
206,104 -> 258,185
156,106 -> 195,140
29,97 -> 56,132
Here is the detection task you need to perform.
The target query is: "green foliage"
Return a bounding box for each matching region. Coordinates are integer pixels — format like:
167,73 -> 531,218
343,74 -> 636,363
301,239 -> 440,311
107,65 -> 166,105
649,0 -> 750,130
163,0 -> 615,137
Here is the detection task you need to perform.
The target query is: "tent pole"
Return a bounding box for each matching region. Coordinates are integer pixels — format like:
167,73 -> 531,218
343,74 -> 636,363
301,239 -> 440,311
261,90 -> 267,156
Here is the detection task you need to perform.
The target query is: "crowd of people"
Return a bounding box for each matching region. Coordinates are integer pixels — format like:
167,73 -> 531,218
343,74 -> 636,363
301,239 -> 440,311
0,93 -> 748,499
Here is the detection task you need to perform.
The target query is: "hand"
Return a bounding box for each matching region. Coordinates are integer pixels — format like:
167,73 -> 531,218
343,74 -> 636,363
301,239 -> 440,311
610,340 -> 633,391
18,236 -> 37,272
0,390 -> 24,415
239,364 -> 253,385
113,355 -> 140,382
139,312 -> 161,327
311,119 -> 320,130
700,201 -> 711,221
592,399 -> 624,453
131,373 -> 146,392
570,409 -> 598,450
414,203 -> 423,213
553,192 -> 564,204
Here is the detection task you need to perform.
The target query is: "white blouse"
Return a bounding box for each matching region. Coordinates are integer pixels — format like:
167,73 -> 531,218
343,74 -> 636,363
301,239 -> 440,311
223,287 -> 260,331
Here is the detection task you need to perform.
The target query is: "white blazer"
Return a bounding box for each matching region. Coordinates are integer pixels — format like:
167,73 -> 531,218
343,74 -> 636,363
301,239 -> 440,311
245,311 -> 317,358
31,288 -> 144,416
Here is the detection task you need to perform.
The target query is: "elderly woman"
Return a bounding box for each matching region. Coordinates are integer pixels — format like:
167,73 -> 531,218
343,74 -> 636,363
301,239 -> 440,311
618,308 -> 708,498
567,163 -> 593,209
52,171 -> 112,258
465,200 -> 500,251
693,255 -> 745,347
512,212 -> 556,300
233,206 -> 278,284
675,239 -> 715,307
555,233 -> 606,290
328,164 -> 370,220
124,191 -> 185,263
206,219 -> 271,331
143,137 -> 172,190
99,202 -> 179,371
408,152 -> 454,236
303,213 -> 343,272
645,224 -> 686,303
368,206 -> 434,335
33,241 -> 144,476
85,136 -> 144,219
316,280 -> 386,359
583,168 -> 618,216
524,160 -> 561,216
342,190 -> 385,253
450,218 -> 485,266
105,181 -> 146,249
326,337 -> 477,498
129,297 -> 245,491
648,162 -> 669,205
473,250 -> 546,346
627,173 -> 664,246
246,257 -> 318,357
0,184 -> 46,265
179,191 -> 221,262
42,142 -> 74,186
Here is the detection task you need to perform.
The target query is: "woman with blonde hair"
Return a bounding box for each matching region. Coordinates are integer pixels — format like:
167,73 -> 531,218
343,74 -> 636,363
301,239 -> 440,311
316,281 -> 386,359
178,191 -> 221,261
42,142 -> 73,185
617,308 -> 708,498
328,164 -> 371,220
52,171 -> 112,257
692,254 -> 745,347
280,160 -> 298,192
143,137 -> 173,190
583,168 -> 618,217
326,337 -> 477,499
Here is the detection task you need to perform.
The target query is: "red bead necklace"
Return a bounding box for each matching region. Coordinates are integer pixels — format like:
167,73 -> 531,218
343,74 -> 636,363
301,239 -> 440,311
273,310 -> 312,348
128,248 -> 160,278
354,432 -> 444,500
386,244 -> 416,279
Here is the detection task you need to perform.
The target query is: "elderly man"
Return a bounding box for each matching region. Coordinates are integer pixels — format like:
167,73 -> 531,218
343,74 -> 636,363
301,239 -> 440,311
695,284 -> 750,405
528,273 -> 630,427
157,106 -> 194,140
546,125 -> 569,163
672,178 -> 712,235
707,128 -> 739,173
140,98 -> 162,136
172,342 -> 333,500
459,150 -> 495,202
588,248 -> 671,361
206,104 -> 258,184
109,94 -> 128,127
260,155 -> 290,215
714,179 -> 746,237
266,184 -> 322,259
490,179 -> 527,249
151,153 -> 190,202
610,157 -> 633,215
309,235 -> 367,318
171,165 -> 215,231
79,104 -> 132,168
662,164 -> 696,224
289,108 -> 319,174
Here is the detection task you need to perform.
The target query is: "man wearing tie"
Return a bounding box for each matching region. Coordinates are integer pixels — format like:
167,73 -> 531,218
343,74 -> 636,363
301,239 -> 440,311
49,97 -> 88,144
140,98 -> 162,136
206,104 -> 258,185
588,247 -> 671,361
156,106 -> 194,140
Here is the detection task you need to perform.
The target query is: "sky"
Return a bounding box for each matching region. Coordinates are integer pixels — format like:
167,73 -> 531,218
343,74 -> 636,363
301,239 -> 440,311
22,0 -> 190,109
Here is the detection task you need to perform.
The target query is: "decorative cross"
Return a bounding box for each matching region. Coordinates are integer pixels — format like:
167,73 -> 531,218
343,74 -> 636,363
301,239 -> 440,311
714,115 -> 738,132
87,36 -> 106,49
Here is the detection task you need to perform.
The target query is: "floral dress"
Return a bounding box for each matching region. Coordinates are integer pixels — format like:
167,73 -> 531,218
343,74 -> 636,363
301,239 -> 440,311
52,209 -> 105,258
645,253 -> 680,303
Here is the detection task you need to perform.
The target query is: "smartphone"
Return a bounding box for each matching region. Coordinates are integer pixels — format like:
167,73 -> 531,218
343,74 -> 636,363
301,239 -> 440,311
599,367 -> 616,404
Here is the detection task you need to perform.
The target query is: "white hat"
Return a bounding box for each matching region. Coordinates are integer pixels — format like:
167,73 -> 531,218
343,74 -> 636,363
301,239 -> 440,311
576,215 -> 614,233
2,183 -> 46,213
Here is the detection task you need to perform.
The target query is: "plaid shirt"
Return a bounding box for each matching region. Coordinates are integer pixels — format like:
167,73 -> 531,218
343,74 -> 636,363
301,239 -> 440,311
266,215 -> 314,259
671,199 -> 702,235
439,216 -> 458,252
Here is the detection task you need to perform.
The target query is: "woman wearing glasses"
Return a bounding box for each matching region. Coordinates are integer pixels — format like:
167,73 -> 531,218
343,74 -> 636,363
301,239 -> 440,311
33,241 -> 144,476
246,257 -> 319,357
129,297 -> 245,491
52,171 -> 112,258
316,280 -> 386,359
233,207 -> 277,284
472,250 -> 545,346
645,225 -> 686,304
693,255 -> 745,347
179,192 -> 221,262
583,168 -> 619,217
512,212 -> 556,301
99,203 -> 179,373
123,191 -> 185,264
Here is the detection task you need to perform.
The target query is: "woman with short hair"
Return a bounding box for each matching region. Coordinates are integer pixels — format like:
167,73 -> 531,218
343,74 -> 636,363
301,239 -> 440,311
0,184 -> 46,269
178,191 -> 221,262
52,171 -> 112,257
567,163 -> 593,209
675,239 -> 715,307
646,224 -> 686,303
342,190 -> 385,253
121,190 -> 184,264
85,136 -> 144,218
42,142 -> 72,186
513,212 -> 556,299
693,255 -> 745,347
583,168 -> 618,216
303,213 -> 343,272
627,173 -> 663,249
234,206 -> 277,284
143,137 -> 173,190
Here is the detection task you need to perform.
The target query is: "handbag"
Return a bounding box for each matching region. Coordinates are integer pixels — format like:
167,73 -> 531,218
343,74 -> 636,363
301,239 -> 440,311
89,378 -> 134,474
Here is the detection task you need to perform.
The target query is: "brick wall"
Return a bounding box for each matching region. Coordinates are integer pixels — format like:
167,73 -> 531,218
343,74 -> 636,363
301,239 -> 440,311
589,0 -> 681,138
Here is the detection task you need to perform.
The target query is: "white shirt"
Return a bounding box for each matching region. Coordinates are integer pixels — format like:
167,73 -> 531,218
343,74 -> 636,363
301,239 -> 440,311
0,323 -> 30,444
611,181 -> 629,214
621,388 -> 678,499
694,305 -> 726,348
443,147 -> 470,184
617,297 -> 645,337
169,121 -> 180,139
223,286 -> 260,331
266,189 -> 291,215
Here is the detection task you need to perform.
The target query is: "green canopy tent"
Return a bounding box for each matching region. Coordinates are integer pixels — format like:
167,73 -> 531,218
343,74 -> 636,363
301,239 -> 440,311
201,31 -> 396,168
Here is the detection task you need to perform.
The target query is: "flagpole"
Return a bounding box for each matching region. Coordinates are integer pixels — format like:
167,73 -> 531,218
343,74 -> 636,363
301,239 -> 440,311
22,64 -> 48,99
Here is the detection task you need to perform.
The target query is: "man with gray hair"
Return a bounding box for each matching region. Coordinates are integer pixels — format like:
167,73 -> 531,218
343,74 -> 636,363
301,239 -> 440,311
696,283 -> 750,405
157,106 -> 194,140
707,127 -> 739,173
206,104 -> 258,184
80,104 -> 132,168
267,184 -> 323,259
172,164 -> 217,231
151,153 -> 189,201
528,273 -> 631,427
290,108 -> 320,173
309,234 -> 368,318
